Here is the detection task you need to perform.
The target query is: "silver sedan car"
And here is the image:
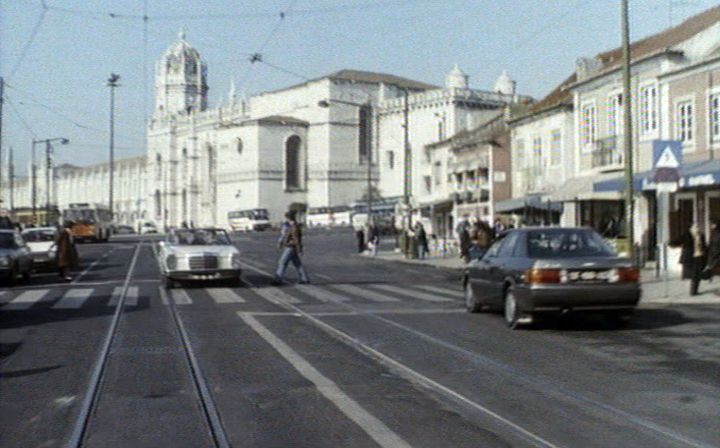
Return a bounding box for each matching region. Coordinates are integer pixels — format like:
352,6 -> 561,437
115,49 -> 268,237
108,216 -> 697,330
158,228 -> 242,289
463,227 -> 641,329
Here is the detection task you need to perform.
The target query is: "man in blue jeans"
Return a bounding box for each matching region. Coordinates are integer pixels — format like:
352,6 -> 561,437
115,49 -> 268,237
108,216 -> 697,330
274,211 -> 310,285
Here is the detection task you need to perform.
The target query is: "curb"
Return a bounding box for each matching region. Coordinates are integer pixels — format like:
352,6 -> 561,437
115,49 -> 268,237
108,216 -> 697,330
357,252 -> 465,274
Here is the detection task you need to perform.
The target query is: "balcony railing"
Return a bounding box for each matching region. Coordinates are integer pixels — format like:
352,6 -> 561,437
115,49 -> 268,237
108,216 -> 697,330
592,136 -> 623,170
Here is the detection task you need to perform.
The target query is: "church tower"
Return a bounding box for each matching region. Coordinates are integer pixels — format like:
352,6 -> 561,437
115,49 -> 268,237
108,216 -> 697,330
154,29 -> 208,117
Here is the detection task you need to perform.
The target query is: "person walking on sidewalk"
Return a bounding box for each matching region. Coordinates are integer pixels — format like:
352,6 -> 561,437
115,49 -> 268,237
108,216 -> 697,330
458,221 -> 471,262
55,221 -> 78,282
680,224 -> 708,296
415,222 -> 429,259
355,225 -> 365,253
274,211 -> 310,285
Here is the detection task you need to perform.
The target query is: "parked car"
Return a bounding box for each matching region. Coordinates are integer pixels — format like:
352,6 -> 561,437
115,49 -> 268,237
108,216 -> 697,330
21,227 -> 58,271
157,227 -> 242,288
140,222 -> 158,234
463,227 -> 641,329
0,230 -> 33,283
114,225 -> 136,235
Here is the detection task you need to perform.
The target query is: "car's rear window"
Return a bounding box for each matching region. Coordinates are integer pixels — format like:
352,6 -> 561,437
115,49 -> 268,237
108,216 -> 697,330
23,230 -> 56,242
0,234 -> 15,248
527,229 -> 616,258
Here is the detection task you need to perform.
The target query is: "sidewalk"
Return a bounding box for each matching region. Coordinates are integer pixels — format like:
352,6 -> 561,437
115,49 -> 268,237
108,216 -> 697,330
365,249 -> 720,306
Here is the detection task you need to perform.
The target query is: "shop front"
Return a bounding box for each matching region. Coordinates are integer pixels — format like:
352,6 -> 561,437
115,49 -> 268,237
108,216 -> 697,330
594,159 -> 720,269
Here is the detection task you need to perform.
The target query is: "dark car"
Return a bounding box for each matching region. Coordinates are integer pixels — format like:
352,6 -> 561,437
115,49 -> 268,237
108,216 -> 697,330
462,227 -> 640,329
0,230 -> 33,284
114,225 -> 136,235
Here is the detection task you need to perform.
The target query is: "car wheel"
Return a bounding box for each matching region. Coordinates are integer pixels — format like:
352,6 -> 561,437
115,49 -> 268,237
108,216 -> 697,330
504,289 -> 522,329
163,276 -> 175,289
8,264 -> 19,285
228,275 -> 243,287
464,280 -> 483,313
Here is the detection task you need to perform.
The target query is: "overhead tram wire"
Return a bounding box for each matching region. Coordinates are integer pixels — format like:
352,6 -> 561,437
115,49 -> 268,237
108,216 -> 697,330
4,95 -> 38,139
7,0 -> 48,81
237,0 -> 299,92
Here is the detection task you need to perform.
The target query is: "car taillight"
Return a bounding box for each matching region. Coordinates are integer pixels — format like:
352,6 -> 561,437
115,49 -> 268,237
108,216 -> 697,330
618,267 -> 639,282
526,268 -> 561,284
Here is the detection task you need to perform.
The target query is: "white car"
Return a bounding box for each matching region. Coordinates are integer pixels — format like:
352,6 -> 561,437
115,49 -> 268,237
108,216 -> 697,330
21,227 -> 58,271
158,228 -> 242,288
140,222 -> 158,234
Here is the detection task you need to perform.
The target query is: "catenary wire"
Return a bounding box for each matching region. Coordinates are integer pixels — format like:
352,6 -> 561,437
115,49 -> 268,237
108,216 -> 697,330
7,0 -> 48,80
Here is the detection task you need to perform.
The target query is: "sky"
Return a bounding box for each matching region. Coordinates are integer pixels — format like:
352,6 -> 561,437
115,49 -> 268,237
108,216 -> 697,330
1,0 -> 718,175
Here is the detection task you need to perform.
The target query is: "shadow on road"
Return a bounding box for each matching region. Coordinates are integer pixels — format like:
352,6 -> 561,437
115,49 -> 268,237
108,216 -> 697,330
537,308 -> 690,331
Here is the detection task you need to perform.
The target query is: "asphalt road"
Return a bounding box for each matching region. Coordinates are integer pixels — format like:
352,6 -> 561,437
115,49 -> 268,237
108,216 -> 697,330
1,228 -> 719,448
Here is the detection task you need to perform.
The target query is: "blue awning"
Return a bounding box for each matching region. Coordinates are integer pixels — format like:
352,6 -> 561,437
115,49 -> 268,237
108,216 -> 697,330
495,195 -> 563,214
593,160 -> 720,193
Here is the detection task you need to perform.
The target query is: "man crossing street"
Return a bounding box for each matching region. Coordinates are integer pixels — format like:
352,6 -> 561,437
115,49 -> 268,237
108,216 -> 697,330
274,210 -> 310,285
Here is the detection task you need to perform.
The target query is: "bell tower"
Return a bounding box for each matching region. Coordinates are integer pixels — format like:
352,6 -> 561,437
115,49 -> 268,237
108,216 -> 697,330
154,29 -> 208,117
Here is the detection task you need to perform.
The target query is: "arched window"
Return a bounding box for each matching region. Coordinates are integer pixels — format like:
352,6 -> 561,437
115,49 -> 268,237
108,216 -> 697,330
285,135 -> 302,190
155,153 -> 162,180
236,137 -> 243,155
181,189 -> 188,223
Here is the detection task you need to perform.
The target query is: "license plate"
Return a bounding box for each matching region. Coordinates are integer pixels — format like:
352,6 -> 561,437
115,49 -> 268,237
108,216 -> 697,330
564,270 -> 611,283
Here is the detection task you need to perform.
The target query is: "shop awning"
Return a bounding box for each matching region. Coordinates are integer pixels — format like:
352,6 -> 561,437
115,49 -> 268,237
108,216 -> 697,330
593,160 -> 720,193
495,195 -> 563,214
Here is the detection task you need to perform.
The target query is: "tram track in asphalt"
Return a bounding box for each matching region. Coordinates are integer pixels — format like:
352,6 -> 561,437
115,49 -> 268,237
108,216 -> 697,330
67,242 -> 143,447
237,259 -> 717,448
67,240 -> 230,448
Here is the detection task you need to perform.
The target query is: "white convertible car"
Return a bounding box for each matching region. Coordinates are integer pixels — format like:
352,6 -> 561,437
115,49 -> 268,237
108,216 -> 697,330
158,228 -> 242,288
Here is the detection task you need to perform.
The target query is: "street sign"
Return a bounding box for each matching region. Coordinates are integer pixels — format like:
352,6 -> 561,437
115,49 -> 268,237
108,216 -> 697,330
652,140 -> 682,184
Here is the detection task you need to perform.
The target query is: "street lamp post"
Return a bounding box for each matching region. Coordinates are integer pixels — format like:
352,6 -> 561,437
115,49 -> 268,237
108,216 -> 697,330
31,137 -> 69,225
107,73 -> 121,221
317,97 -> 374,224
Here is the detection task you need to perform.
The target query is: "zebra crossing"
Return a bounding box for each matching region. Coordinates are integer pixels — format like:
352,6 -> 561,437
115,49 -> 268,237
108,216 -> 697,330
0,282 -> 460,311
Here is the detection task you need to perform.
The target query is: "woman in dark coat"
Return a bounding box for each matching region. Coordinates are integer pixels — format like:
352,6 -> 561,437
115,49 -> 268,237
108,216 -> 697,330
55,221 -> 78,281
680,224 -> 708,296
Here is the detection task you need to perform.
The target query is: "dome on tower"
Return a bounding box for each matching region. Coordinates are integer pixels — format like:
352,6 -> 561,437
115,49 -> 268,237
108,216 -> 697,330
162,28 -> 201,65
445,64 -> 469,89
493,70 -> 516,96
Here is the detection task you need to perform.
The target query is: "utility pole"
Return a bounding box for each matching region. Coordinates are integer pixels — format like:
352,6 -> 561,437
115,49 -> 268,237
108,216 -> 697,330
45,141 -> 52,224
107,73 -> 121,221
622,0 -> 635,263
31,140 -> 37,224
403,88 -> 411,230
0,77 -> 5,208
9,146 -> 14,211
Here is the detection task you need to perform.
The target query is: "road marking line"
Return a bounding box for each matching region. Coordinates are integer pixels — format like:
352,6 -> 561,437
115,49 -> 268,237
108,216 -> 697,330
415,284 -> 461,297
207,288 -> 246,304
333,284 -> 399,302
239,313 -> 412,448
296,284 -> 349,302
170,289 -> 192,305
107,287 -> 124,307
71,248 -> 117,285
2,289 -> 49,310
252,287 -> 302,304
53,289 -> 94,309
372,284 -> 452,302
315,273 -> 333,281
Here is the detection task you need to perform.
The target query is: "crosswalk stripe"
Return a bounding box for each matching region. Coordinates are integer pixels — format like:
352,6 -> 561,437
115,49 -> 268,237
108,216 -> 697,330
107,287 -> 124,307
207,288 -> 246,304
415,284 -> 461,298
3,289 -> 49,310
295,284 -> 349,302
53,289 -> 93,309
170,289 -> 192,305
332,284 -> 400,303
252,287 -> 302,304
372,284 -> 452,303
125,286 -> 139,306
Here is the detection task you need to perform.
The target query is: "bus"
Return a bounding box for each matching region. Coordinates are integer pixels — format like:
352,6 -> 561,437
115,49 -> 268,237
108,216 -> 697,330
62,203 -> 113,242
350,198 -> 400,234
306,206 -> 352,228
227,208 -> 271,232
